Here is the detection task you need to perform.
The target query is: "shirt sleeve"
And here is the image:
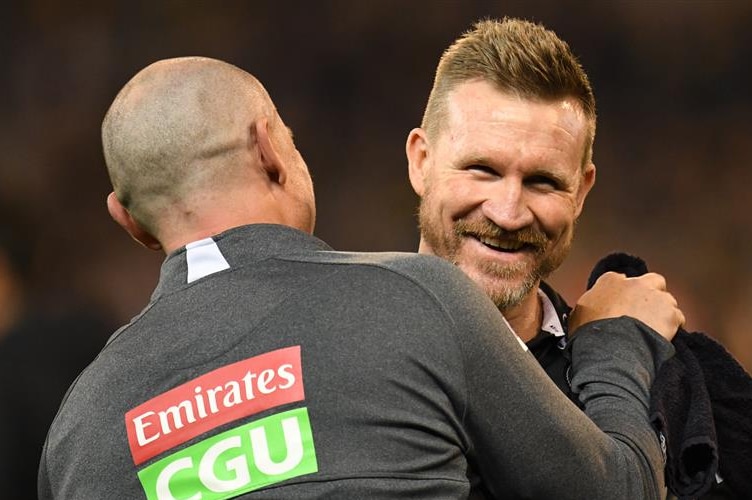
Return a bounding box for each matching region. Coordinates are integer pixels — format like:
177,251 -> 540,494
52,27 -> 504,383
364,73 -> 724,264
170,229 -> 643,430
437,267 -> 673,499
37,443 -> 52,500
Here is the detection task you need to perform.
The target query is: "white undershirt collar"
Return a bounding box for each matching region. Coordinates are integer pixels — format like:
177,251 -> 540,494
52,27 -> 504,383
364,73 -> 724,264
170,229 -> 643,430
538,288 -> 566,338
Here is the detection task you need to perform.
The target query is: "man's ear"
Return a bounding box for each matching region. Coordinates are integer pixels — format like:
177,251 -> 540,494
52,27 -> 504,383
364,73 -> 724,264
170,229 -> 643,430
406,128 -> 430,197
574,162 -> 596,218
106,192 -> 162,251
254,117 -> 286,186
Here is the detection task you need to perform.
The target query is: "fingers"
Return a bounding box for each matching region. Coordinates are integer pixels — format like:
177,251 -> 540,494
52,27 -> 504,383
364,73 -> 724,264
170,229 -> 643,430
637,272 -> 667,291
600,271 -> 667,291
676,308 -> 686,330
571,271 -> 685,342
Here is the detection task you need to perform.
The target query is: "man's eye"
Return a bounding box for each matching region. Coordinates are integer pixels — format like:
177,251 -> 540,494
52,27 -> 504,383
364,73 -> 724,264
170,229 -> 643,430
467,164 -> 497,175
527,175 -> 559,189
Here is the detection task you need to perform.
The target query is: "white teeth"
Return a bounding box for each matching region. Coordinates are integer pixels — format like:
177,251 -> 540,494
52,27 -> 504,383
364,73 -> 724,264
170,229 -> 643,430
478,236 -> 524,251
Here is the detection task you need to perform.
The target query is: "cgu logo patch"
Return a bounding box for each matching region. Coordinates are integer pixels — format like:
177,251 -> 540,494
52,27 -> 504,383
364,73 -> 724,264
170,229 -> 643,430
138,407 -> 317,500
124,346 -> 318,499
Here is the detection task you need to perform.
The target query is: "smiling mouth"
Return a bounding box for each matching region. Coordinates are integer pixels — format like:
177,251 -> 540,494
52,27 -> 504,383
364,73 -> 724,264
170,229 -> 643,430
475,235 -> 536,253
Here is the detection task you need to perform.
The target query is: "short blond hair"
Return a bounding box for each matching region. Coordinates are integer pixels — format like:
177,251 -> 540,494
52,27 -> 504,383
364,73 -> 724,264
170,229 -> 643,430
422,18 -> 597,166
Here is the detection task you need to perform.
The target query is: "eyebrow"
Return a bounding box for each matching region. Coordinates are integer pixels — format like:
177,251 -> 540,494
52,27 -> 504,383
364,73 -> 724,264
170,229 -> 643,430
286,126 -> 295,139
462,155 -> 494,167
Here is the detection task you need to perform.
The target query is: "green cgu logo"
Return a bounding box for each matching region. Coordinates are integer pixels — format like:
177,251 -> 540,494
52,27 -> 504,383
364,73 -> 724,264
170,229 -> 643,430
137,407 -> 317,500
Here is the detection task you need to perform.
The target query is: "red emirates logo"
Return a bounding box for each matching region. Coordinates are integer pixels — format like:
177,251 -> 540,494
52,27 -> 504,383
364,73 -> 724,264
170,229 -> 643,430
125,346 -> 305,465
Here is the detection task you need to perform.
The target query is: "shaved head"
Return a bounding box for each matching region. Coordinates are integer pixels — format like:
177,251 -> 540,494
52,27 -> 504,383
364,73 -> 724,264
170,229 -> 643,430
102,57 -> 277,235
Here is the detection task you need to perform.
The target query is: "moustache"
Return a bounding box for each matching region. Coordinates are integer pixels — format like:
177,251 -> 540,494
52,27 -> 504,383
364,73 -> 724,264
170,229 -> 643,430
454,219 -> 548,250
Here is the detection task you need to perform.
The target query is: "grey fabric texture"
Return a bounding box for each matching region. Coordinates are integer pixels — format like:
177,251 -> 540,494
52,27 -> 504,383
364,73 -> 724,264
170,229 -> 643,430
39,224 -> 673,499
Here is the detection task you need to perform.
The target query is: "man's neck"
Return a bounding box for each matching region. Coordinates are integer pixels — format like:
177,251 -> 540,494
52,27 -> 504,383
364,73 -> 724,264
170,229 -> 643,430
501,288 -> 543,343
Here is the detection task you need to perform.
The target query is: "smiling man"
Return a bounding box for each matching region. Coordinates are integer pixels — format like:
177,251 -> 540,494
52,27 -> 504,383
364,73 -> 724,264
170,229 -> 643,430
407,18 -> 598,395
39,55 -> 685,500
405,19 -> 750,499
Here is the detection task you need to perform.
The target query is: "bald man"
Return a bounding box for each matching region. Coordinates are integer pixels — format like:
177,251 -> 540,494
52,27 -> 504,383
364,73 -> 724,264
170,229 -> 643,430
39,57 -> 683,499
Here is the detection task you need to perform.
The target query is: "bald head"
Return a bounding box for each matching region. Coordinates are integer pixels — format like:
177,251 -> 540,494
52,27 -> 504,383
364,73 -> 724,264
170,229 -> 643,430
102,57 -> 315,251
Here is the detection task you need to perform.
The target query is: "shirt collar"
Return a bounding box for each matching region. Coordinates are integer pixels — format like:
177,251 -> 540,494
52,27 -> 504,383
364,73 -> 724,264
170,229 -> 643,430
150,224 -> 331,300
538,287 -> 566,337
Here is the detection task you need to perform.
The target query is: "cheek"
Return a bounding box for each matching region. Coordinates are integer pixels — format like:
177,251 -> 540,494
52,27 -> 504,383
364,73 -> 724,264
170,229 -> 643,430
534,197 -> 579,237
436,176 -> 485,219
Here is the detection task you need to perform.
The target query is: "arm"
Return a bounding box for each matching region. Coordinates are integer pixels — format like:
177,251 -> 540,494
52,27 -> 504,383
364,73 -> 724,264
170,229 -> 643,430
37,443 -> 52,500
447,270 -> 677,499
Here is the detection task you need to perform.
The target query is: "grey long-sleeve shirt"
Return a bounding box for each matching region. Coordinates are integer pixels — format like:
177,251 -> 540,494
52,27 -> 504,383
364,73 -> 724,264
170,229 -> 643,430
39,224 -> 673,499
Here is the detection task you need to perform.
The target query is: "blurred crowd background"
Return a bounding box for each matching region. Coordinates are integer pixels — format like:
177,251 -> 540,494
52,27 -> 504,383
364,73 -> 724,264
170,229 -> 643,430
1,1 -> 750,496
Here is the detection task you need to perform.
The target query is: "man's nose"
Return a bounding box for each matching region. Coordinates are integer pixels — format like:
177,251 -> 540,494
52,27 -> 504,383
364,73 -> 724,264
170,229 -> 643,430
480,180 -> 534,232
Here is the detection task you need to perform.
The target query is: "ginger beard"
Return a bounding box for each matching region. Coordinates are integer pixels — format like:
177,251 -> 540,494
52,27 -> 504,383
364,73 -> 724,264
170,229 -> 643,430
417,191 -> 575,312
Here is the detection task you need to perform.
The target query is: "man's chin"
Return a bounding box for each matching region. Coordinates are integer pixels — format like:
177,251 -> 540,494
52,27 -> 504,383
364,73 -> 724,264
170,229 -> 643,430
464,258 -> 533,283
463,267 -> 538,309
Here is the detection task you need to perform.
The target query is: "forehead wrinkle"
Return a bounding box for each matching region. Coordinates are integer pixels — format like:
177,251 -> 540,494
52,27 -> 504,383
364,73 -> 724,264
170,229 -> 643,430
447,81 -> 587,131
446,103 -> 585,172
452,118 -> 574,167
